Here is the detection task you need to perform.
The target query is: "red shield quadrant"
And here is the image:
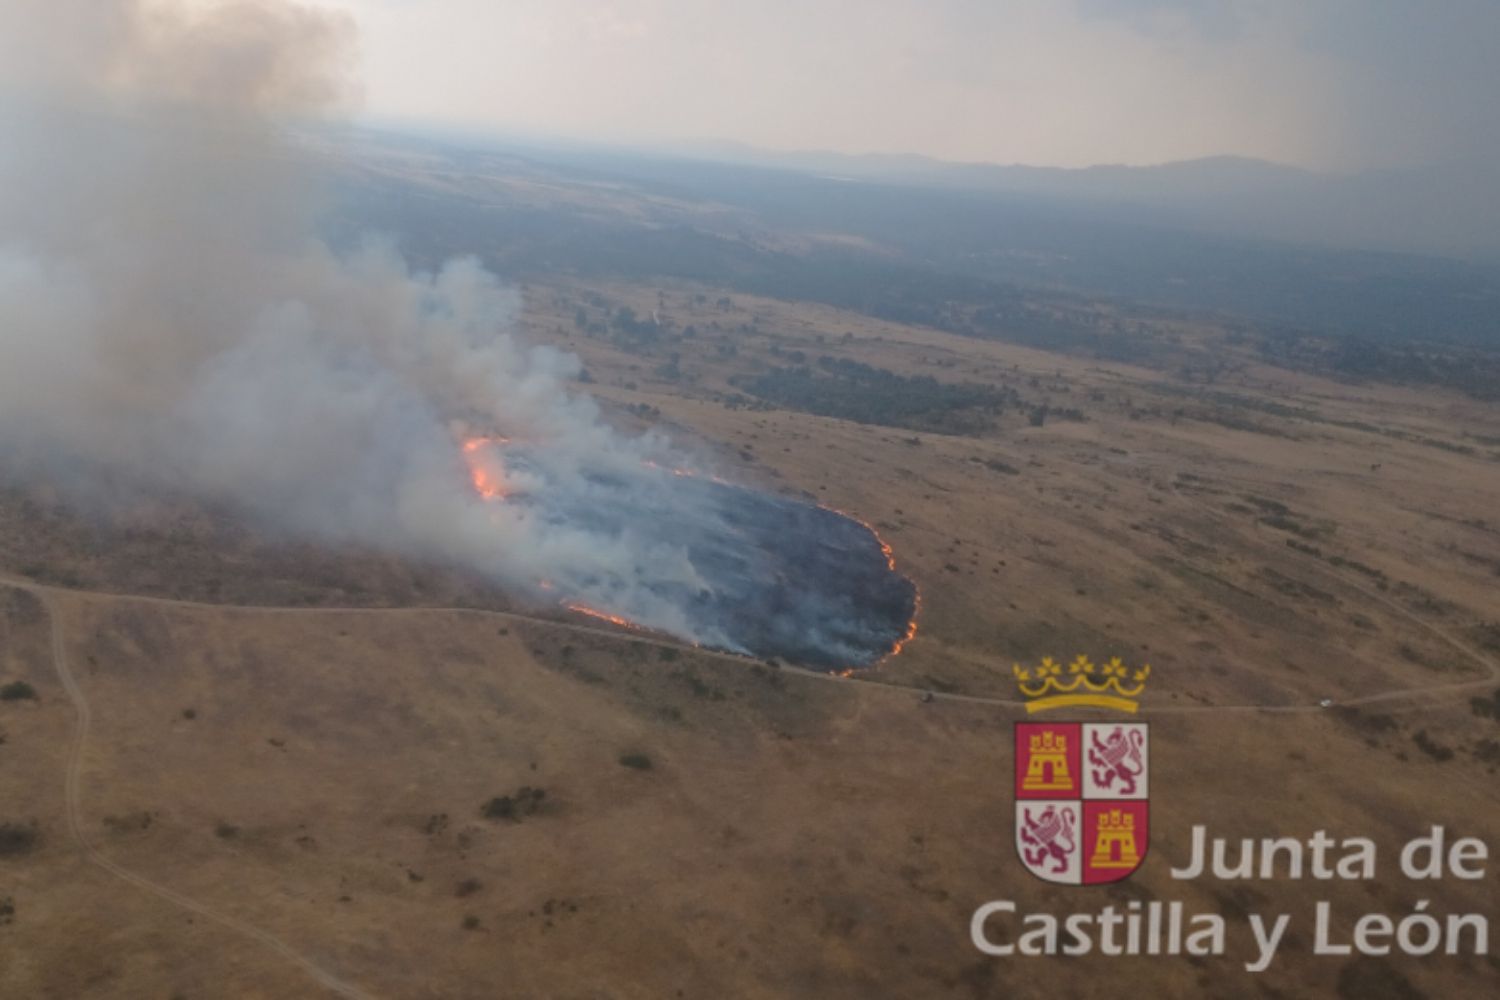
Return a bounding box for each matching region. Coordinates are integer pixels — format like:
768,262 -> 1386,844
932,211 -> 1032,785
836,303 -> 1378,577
1014,721 -> 1149,885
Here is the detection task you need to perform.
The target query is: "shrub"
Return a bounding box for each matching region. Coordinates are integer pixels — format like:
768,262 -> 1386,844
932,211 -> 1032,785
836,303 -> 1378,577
0,822 -> 38,856
0,681 -> 37,702
672,669 -> 724,700
1412,730 -> 1454,762
618,753 -> 653,771
1470,688 -> 1500,721
481,796 -> 516,821
481,786 -> 546,822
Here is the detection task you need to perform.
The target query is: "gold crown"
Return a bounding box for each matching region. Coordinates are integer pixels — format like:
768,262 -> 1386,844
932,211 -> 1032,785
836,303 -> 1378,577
1013,655 -> 1150,714
1096,809 -> 1136,833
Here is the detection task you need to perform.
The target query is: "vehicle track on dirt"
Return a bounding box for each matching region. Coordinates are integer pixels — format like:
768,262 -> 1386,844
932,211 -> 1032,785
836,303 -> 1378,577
2,559 -> 1494,717
31,584 -> 377,1000
3,527 -> 1496,997
1168,485 -> 1500,709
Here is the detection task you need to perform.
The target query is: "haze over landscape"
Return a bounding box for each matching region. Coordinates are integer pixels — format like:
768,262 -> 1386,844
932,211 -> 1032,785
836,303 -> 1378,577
330,0 -> 1500,258
0,2 -> 1497,998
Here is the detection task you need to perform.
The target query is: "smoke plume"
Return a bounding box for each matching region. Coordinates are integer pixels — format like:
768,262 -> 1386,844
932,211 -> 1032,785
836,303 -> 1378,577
0,0 -> 915,666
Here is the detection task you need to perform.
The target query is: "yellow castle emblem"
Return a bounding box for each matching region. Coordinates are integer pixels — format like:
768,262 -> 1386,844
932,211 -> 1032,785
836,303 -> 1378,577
1090,808 -> 1143,869
1020,730 -> 1074,791
1013,655 -> 1150,714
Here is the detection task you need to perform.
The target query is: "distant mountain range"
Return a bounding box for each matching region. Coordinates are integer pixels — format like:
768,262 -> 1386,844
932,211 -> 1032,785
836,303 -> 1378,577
667,140 -> 1500,263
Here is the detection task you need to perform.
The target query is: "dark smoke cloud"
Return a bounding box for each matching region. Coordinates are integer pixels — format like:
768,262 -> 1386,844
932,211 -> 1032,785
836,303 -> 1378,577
0,1 -> 916,663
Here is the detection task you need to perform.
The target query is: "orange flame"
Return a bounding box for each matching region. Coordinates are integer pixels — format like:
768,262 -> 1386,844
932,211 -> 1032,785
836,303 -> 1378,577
461,436 -> 511,500
821,503 -> 922,665
889,589 -> 922,657
484,462 -> 920,671
565,602 -> 642,631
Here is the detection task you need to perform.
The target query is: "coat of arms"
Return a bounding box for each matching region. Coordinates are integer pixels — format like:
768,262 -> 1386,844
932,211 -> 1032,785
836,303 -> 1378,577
1013,656 -> 1150,885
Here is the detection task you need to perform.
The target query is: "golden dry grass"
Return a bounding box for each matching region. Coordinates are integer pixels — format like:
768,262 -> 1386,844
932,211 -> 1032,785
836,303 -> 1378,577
1,282 -> 1498,997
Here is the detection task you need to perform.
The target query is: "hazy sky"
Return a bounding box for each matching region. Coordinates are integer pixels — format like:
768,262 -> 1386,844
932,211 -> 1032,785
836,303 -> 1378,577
323,0 -> 1500,171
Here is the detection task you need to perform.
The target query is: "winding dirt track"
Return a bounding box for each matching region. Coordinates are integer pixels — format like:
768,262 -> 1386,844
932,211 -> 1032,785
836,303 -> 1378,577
1169,487 -> 1500,713
29,584 -> 378,1000
2,502 -> 1497,998
4,541 -> 1496,720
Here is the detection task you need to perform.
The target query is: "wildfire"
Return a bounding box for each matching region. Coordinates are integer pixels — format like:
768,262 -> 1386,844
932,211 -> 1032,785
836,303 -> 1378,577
821,502 -> 922,665
565,602 -> 642,631
888,588 -> 922,658
643,458 -> 703,479
822,503 -> 898,573
461,436 -> 511,500
456,441 -> 919,671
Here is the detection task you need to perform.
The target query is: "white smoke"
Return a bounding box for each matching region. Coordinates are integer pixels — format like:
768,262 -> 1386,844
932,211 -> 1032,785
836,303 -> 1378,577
0,0 -> 723,638
0,1 -> 919,664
